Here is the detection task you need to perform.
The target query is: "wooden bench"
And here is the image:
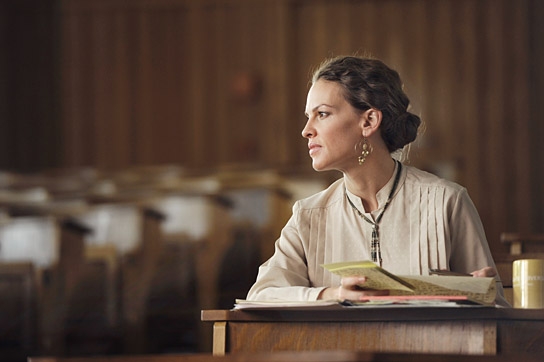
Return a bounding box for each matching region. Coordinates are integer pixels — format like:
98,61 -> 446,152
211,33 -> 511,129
0,214 -> 92,356
0,262 -> 37,361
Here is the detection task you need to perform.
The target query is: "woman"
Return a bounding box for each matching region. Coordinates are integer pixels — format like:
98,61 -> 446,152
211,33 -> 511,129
247,55 -> 508,306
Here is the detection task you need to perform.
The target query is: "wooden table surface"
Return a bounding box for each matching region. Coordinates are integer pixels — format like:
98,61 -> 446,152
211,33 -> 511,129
201,305 -> 544,323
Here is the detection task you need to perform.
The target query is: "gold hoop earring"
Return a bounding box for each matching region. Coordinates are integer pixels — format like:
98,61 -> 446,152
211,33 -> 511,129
358,138 -> 372,165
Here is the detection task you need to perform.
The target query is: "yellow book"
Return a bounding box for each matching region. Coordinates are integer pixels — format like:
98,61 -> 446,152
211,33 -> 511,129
322,260 -> 497,305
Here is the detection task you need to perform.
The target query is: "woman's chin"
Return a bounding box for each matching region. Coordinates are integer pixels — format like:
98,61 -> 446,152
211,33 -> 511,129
311,161 -> 328,172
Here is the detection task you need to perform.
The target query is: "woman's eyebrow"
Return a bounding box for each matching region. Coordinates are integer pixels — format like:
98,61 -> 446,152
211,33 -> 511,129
305,103 -> 333,116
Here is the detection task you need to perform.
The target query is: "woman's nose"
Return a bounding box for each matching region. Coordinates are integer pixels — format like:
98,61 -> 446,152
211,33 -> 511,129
301,120 -> 314,138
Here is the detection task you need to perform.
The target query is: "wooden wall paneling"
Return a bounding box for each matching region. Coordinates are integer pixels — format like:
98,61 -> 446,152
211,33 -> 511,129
483,0 -> 508,252
324,1 -> 352,56
351,0 -> 380,59
417,0 -> 448,179
111,11 -> 135,167
133,6 -> 154,165
145,7 -> 187,165
185,0 -> 220,169
122,10 -> 145,166
454,1 -> 481,207
287,2 -> 313,168
61,1 -> 81,167
364,0 -> 393,62
217,1 -> 236,166
62,0 -> 191,168
530,0 -> 544,233
305,2 -> 331,59
212,3 -> 230,166
210,1 -> 230,169
25,0 -> 544,256
129,6 -> 159,166
244,2 -> 264,164
262,1 -> 293,167
153,9 -> 181,163
258,1 -> 291,167
0,2 -> 8,169
508,0 -> 532,235
212,1 -> 288,167
34,0 -> 61,171
91,10 -> 121,169
507,0 -> 526,233
223,2 -> 256,165
287,1 -> 348,167
428,0 -> 457,179
187,2 -> 207,168
397,0 -> 427,168
88,6 -> 110,168
61,3 -> 96,167
378,1 -> 405,70
0,1 -> 60,172
472,0 -> 498,247
201,0 -> 224,169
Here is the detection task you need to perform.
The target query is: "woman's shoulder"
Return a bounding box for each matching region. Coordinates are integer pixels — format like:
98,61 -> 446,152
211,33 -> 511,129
403,164 -> 466,193
294,177 -> 345,211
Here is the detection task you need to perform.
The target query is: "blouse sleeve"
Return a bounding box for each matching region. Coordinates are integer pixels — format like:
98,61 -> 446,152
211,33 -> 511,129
246,202 -> 325,301
448,188 -> 510,307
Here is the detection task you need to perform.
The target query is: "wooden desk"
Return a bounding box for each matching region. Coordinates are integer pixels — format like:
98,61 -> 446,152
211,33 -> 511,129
25,350 -> 544,362
201,307 -> 544,356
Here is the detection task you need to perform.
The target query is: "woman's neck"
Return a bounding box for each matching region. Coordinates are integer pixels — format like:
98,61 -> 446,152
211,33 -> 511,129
344,156 -> 396,212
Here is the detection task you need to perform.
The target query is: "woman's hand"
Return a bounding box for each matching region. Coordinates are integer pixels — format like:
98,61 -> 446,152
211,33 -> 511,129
470,266 -> 497,278
318,276 -> 389,301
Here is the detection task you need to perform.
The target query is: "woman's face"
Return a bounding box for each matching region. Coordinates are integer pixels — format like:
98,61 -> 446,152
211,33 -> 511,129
303,79 -> 364,172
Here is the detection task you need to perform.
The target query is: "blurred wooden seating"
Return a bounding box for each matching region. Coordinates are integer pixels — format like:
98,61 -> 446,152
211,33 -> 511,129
0,214 -> 91,357
73,203 -> 144,255
120,207 -> 166,354
500,232 -> 544,256
0,164 -> 331,357
147,191 -> 235,353
42,165 -> 238,353
495,232 -> 544,306
0,262 -> 37,362
0,216 -> 60,270
196,167 -> 330,310
216,166 -> 331,263
65,201 -> 165,355
215,168 -> 291,263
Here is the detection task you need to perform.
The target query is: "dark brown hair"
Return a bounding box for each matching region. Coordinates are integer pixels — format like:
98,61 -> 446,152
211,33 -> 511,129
312,56 -> 421,152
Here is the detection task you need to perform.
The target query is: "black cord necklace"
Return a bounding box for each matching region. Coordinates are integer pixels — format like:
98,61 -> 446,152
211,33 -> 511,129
345,160 -> 402,266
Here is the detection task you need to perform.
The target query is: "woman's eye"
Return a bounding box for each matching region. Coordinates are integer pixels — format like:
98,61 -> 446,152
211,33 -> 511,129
318,112 -> 328,118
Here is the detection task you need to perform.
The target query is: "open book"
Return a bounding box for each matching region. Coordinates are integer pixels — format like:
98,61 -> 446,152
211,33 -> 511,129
322,260 -> 497,305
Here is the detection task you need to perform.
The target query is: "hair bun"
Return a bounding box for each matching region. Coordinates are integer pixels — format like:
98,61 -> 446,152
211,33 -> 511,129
390,112 -> 421,150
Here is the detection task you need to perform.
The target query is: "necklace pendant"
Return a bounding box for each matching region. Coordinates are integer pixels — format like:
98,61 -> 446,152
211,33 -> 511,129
370,226 -> 382,266
370,227 -> 378,263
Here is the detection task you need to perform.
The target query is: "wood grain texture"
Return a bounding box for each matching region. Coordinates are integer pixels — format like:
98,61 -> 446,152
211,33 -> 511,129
228,320 -> 496,355
2,0 -> 544,255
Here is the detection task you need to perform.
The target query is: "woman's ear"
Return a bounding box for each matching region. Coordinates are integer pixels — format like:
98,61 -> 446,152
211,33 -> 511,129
361,108 -> 382,137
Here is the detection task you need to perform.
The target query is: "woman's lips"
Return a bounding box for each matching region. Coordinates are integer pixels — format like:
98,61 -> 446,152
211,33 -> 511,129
308,143 -> 321,156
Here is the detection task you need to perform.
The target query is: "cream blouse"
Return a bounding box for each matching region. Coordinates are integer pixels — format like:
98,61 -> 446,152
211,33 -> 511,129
246,162 -> 509,306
